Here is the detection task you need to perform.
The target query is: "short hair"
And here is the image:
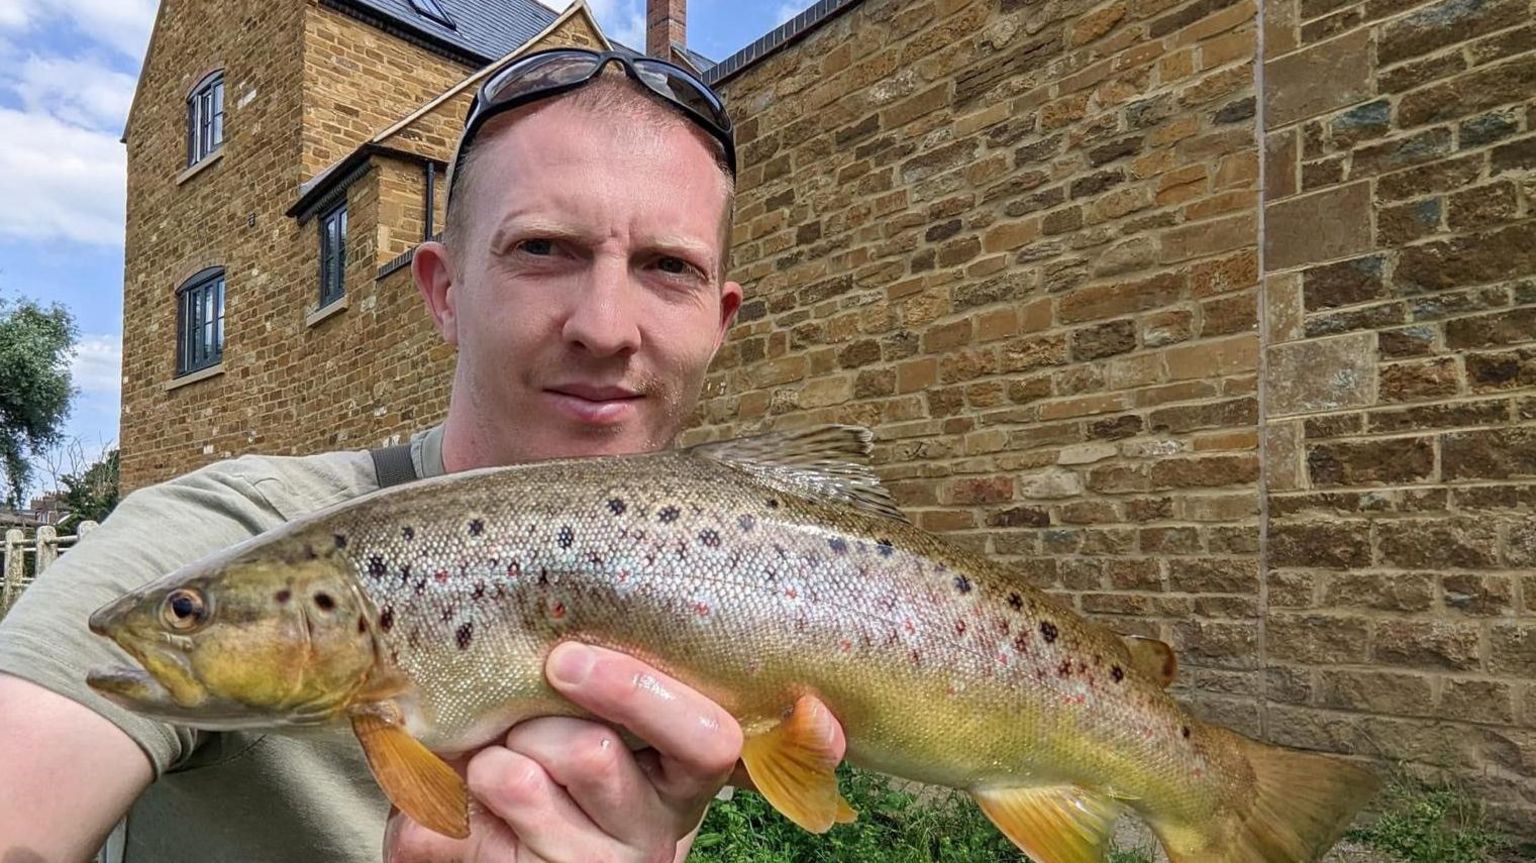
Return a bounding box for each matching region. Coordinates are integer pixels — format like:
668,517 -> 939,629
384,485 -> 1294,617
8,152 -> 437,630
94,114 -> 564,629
441,72 -> 736,280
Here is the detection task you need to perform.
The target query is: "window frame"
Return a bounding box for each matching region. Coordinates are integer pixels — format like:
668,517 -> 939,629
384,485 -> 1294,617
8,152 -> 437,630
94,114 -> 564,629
318,200 -> 348,309
186,71 -> 225,168
175,267 -> 226,376
408,0 -> 456,28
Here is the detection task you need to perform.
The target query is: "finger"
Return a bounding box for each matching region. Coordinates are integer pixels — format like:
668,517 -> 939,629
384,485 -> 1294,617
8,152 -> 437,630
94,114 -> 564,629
468,745 -> 624,863
503,715 -> 664,845
384,803 -> 517,863
546,642 -> 743,805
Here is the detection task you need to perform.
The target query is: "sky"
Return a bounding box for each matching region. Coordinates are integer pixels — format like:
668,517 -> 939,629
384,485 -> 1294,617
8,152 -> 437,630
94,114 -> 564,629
0,0 -> 810,501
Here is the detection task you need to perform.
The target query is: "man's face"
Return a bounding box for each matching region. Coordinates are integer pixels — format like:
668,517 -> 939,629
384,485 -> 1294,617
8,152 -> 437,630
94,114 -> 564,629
425,95 -> 741,466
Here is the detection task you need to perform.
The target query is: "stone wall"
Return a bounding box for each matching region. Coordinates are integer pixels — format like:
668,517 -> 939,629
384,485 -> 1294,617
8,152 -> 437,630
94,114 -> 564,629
684,0 -> 1535,830
1258,0 -> 1536,826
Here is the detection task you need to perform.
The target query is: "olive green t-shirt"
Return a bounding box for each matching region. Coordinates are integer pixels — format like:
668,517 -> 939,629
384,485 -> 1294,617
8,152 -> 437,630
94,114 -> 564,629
0,428 -> 447,861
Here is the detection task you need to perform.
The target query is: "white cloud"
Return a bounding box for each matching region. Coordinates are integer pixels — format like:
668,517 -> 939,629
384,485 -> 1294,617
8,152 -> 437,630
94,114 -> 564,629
14,54 -> 137,131
0,0 -> 155,61
68,332 -> 121,395
775,2 -> 807,25
0,107 -> 125,245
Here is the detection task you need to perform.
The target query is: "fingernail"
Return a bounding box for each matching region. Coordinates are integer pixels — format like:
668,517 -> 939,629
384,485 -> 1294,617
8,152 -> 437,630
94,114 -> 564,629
548,643 -> 594,687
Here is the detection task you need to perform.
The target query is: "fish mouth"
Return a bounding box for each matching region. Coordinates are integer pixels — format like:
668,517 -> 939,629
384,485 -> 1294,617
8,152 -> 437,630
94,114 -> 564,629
86,666 -> 168,705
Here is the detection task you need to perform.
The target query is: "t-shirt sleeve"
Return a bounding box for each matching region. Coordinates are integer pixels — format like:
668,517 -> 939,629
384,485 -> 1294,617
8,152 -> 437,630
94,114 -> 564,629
0,459 -> 293,776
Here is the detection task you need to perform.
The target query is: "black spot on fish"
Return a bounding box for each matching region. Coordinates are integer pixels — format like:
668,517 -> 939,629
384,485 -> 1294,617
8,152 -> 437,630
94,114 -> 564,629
953,575 -> 972,594
379,607 -> 394,631
699,529 -> 721,548
738,514 -> 756,532
333,533 -> 348,549
472,582 -> 486,600
955,619 -> 967,636
402,525 -> 415,541
558,525 -> 574,548
608,498 -> 627,515
507,560 -> 521,578
658,506 -> 680,523
274,589 -> 291,604
301,544 -> 317,561
441,606 -> 454,623
828,537 -> 848,555
313,592 -> 335,612
1013,632 -> 1030,653
356,615 -> 367,634
538,569 -> 550,587
456,621 -> 474,651
1111,665 -> 1125,683
588,551 -> 604,566
414,578 -> 427,594
468,518 -> 484,536
1040,620 -> 1058,643
877,538 -> 895,557
773,543 -> 788,559
1058,659 -> 1072,678
1007,592 -> 1023,611
367,556 -> 386,579
766,498 -> 780,509
1182,726 -> 1191,739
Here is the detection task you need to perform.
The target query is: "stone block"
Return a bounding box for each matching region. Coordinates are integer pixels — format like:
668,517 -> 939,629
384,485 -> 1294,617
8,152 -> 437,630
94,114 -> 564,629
1377,198 -> 1443,245
1263,28 -> 1371,127
1269,613 -> 1370,664
1323,572 -> 1435,612
1378,0 -> 1528,65
1317,669 -> 1435,716
1376,153 -> 1482,201
1443,427 -> 1536,481
1265,331 -> 1376,416
1373,620 -> 1483,671
1399,55 -> 1536,128
1438,678 -> 1515,725
1377,356 -> 1460,403
1301,254 -> 1387,312
1016,469 -> 1083,499
1264,182 -> 1371,271
1269,520 -> 1371,569
1168,557 -> 1258,593
1441,573 -> 1514,616
1448,181 -> 1519,231
1490,624 -> 1536,677
1306,436 -> 1435,486
1379,518 -> 1501,569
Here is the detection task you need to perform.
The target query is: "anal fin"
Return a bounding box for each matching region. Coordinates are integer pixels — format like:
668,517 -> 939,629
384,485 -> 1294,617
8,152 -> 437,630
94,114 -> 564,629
739,694 -> 857,832
972,785 -> 1121,863
351,709 -> 470,839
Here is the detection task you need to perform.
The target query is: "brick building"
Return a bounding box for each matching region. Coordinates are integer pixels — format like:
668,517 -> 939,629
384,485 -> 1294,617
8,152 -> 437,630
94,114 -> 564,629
119,0 -> 1536,833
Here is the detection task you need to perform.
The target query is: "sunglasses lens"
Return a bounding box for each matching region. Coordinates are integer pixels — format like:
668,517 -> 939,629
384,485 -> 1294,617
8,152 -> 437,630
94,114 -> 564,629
633,61 -> 730,132
483,52 -> 599,106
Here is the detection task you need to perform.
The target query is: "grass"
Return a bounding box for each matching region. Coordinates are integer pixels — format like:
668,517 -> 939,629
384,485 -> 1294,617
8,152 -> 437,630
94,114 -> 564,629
1345,773 -> 1517,863
691,766 -> 1153,863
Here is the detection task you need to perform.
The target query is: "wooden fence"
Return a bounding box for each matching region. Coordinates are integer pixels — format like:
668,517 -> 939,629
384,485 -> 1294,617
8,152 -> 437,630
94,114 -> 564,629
1,522 -> 99,615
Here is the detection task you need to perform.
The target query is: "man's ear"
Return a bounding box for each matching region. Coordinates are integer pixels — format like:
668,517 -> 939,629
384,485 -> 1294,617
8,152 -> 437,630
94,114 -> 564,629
413,241 -> 458,347
714,280 -> 743,351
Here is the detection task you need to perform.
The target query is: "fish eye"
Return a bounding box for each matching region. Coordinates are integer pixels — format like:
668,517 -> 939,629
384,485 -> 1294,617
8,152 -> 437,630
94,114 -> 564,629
162,589 -> 208,631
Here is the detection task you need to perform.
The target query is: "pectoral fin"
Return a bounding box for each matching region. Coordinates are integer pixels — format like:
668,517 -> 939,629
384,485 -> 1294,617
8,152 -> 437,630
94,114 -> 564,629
351,710 -> 470,839
972,785 -> 1122,863
739,694 -> 857,832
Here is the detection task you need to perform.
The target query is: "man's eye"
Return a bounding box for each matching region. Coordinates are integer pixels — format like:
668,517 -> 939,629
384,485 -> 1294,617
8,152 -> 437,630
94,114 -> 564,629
657,257 -> 689,275
519,239 -> 555,256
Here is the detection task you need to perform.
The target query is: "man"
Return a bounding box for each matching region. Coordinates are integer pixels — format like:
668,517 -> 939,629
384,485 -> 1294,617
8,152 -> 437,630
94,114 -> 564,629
0,50 -> 844,862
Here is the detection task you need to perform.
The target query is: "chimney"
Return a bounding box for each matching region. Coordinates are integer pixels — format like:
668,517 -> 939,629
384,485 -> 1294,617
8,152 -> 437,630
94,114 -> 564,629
646,0 -> 685,59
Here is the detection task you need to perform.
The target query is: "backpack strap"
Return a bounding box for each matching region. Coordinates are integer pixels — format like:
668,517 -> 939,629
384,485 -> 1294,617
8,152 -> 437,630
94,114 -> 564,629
370,443 -> 419,489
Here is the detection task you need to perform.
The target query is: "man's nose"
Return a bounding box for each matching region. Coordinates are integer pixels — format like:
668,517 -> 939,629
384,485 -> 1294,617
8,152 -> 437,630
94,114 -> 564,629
561,258 -> 642,357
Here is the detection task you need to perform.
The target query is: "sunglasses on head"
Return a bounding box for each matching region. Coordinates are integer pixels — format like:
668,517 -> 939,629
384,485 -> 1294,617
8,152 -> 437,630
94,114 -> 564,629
446,48 -> 736,206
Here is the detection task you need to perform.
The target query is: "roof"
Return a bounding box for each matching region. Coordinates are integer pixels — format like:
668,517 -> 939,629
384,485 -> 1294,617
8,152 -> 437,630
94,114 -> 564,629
327,0 -> 559,65
674,44 -> 716,74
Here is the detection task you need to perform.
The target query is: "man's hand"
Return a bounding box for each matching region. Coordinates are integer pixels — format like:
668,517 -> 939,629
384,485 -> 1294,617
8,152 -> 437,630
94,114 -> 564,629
385,643 -> 763,862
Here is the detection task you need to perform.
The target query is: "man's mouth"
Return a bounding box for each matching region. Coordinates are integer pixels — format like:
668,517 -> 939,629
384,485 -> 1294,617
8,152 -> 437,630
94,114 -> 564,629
545,384 -> 643,425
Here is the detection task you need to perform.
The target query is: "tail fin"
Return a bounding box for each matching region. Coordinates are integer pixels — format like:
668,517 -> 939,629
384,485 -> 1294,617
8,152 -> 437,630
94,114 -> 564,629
1155,726 -> 1381,863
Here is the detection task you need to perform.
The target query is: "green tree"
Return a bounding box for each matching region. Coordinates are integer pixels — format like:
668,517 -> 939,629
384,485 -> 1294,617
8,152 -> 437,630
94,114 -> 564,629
59,448 -> 119,526
0,298 -> 77,507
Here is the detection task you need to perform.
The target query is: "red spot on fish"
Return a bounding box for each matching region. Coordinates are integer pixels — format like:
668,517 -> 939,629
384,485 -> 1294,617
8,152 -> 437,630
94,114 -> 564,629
434,570 -> 449,583
904,620 -> 916,633
1057,660 -> 1072,677
693,602 -> 711,617
839,639 -> 852,652
1013,632 -> 1030,653
1070,694 -> 1086,705
955,619 -> 967,636
1193,767 -> 1204,779
551,602 -> 566,620
784,587 -> 798,599
617,569 -> 629,582
996,653 -> 1008,665
996,618 -> 1010,634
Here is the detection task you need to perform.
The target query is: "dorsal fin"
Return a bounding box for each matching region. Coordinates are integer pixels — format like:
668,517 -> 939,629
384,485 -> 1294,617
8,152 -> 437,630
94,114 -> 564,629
1119,634 -> 1178,688
685,425 -> 909,523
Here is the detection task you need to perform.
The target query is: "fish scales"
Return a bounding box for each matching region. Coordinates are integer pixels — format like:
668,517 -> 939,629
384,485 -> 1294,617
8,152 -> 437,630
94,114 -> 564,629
309,449 -> 1231,819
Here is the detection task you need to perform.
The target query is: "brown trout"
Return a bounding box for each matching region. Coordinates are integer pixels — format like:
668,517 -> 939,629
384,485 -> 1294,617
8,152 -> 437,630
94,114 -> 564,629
86,426 -> 1378,862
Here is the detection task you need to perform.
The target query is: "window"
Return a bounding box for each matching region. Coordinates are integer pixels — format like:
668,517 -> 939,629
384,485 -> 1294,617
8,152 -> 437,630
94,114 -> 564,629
408,0 -> 455,28
319,201 -> 347,307
186,71 -> 225,167
176,268 -> 225,376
